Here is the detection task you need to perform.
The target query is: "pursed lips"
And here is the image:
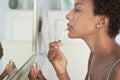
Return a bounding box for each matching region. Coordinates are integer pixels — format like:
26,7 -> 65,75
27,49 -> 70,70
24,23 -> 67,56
67,23 -> 72,30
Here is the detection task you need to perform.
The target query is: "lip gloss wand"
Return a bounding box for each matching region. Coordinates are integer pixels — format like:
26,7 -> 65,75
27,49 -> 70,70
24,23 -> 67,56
58,29 -> 67,42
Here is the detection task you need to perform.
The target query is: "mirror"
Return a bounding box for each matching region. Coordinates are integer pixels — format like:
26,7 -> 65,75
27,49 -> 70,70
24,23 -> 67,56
0,0 -> 34,78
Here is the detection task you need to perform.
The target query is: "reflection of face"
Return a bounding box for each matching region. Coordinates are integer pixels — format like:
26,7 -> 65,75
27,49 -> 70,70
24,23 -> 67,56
0,42 -> 3,59
66,0 -> 98,39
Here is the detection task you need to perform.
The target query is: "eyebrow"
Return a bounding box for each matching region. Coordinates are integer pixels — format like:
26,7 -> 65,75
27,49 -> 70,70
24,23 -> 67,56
75,2 -> 83,6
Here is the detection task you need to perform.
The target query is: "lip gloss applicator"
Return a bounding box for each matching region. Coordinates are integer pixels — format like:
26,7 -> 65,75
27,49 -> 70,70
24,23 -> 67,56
54,28 -> 67,49
58,29 -> 67,42
54,29 -> 67,49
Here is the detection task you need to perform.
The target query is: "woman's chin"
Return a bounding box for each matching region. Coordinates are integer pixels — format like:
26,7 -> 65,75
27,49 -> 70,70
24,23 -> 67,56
68,34 -> 76,39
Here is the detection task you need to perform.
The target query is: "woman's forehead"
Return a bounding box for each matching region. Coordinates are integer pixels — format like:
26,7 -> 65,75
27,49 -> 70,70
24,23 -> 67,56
74,0 -> 92,4
74,0 -> 93,8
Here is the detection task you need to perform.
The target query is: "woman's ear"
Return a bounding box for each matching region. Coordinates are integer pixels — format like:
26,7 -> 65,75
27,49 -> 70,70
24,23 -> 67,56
96,16 -> 107,29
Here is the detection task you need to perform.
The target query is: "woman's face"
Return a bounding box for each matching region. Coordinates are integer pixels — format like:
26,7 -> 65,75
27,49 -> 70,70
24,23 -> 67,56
66,0 -> 98,39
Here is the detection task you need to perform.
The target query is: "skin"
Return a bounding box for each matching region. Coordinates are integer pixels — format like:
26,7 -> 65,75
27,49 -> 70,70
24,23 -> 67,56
48,42 -> 69,80
29,0 -> 120,80
0,43 -> 16,80
28,64 -> 46,80
0,63 -> 16,80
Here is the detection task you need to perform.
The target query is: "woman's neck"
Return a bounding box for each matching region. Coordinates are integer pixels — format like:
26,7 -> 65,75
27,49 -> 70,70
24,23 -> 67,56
83,35 -> 120,59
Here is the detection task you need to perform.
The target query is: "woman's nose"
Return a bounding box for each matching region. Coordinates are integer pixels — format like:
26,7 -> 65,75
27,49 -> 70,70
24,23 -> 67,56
66,10 -> 73,20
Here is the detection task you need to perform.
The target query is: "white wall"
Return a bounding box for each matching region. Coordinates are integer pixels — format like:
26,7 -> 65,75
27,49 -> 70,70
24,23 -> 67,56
0,0 -> 9,40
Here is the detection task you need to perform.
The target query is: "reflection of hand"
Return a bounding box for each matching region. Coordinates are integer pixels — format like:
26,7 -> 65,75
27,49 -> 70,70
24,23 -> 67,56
28,64 -> 46,80
48,41 -> 68,75
0,62 -> 16,79
6,62 -> 16,77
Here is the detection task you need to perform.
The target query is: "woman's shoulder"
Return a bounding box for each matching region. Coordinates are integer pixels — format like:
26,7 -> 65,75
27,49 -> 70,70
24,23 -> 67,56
107,58 -> 120,80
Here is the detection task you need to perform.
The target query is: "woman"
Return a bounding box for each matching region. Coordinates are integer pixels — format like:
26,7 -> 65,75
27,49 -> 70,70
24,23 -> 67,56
0,43 -> 16,80
29,0 -> 120,80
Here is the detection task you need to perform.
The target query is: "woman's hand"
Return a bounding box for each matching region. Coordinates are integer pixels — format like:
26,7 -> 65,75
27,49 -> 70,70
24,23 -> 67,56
48,41 -> 68,75
28,64 -> 46,80
0,62 -> 16,79
6,62 -> 16,78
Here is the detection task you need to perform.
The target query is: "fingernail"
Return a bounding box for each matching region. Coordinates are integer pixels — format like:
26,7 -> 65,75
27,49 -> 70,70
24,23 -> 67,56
54,46 -> 58,49
33,63 -> 37,67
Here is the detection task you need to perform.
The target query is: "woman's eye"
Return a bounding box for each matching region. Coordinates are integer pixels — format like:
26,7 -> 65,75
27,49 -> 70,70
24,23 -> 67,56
74,8 -> 81,12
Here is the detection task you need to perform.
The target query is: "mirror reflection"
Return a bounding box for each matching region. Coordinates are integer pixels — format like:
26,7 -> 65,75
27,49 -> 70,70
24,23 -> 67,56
0,0 -> 33,79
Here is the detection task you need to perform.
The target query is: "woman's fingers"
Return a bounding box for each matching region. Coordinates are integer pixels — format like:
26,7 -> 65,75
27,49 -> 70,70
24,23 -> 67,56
5,62 -> 16,75
48,44 -> 56,60
48,41 -> 65,65
29,64 -> 47,80
33,64 -> 37,74
48,48 -> 58,61
28,65 -> 38,80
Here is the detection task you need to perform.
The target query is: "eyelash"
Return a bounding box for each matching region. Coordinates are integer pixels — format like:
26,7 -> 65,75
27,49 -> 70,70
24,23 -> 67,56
74,8 -> 81,13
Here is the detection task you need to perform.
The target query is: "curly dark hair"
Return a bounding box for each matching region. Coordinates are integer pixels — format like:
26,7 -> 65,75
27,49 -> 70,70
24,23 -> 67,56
93,0 -> 120,38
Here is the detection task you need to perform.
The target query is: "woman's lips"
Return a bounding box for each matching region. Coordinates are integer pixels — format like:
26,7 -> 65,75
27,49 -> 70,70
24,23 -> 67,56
67,23 -> 72,30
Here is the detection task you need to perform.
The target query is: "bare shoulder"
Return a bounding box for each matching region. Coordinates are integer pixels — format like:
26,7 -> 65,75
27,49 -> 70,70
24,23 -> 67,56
109,59 -> 120,80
